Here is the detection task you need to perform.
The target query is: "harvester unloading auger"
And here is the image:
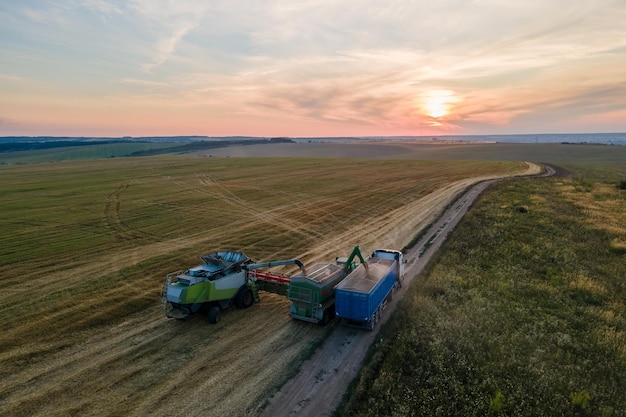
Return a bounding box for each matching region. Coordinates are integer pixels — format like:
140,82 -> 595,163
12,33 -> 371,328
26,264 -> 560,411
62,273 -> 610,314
246,258 -> 305,296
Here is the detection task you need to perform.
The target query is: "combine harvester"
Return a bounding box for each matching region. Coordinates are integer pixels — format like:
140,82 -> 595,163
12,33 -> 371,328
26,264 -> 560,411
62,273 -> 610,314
162,250 -> 304,324
334,249 -> 405,330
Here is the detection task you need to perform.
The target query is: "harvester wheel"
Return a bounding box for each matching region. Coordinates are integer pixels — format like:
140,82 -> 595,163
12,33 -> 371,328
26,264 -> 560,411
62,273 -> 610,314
235,287 -> 254,309
207,306 -> 221,324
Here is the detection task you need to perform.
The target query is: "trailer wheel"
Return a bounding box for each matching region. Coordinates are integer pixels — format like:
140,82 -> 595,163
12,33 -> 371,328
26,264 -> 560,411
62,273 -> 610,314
319,309 -> 331,326
319,305 -> 335,326
235,287 -> 254,309
207,306 -> 221,324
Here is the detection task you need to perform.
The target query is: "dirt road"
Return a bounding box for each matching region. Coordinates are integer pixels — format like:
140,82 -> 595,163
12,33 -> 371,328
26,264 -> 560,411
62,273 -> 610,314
258,167 -> 542,417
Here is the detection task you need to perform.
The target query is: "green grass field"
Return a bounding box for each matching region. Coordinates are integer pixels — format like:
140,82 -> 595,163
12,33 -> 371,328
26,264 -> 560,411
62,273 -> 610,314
338,165 -> 626,417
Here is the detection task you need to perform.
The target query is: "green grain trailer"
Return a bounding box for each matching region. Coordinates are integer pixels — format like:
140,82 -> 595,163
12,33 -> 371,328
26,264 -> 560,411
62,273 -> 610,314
288,262 -> 347,325
288,246 -> 367,325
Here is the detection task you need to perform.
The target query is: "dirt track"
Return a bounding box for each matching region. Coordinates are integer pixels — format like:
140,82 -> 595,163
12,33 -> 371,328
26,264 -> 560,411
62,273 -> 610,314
0,159 -> 539,417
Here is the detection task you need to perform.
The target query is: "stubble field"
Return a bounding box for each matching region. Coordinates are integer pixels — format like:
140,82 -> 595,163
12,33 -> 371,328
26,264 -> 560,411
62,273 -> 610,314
0,155 -> 527,416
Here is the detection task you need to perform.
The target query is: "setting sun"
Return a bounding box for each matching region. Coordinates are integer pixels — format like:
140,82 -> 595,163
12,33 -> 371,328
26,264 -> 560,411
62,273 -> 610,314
422,90 -> 457,119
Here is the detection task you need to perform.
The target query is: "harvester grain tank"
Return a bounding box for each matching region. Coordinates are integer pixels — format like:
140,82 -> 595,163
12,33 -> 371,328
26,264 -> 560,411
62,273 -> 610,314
334,249 -> 404,330
288,245 -> 367,324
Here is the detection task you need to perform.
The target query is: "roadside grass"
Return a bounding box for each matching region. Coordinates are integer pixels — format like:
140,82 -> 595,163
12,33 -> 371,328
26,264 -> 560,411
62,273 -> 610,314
338,168 -> 626,417
0,156 -> 521,377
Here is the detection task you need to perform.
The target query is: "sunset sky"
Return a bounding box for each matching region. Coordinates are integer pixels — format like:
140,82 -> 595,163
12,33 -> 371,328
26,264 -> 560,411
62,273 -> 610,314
1,1 -> 625,137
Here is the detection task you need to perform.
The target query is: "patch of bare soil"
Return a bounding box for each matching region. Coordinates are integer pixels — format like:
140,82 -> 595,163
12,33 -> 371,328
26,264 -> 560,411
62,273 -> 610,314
0,163 -> 538,417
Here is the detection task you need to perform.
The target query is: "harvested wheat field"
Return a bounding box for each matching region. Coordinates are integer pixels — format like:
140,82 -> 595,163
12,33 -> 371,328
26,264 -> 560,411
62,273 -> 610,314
0,154 -> 534,416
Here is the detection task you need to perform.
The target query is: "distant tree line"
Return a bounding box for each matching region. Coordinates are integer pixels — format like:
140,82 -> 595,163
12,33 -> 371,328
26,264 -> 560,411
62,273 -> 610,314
0,140 -> 129,153
129,137 -> 294,156
0,137 -> 294,155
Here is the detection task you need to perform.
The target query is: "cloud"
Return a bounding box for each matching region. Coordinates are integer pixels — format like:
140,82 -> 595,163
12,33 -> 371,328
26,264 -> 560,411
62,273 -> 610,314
127,0 -> 215,72
121,78 -> 170,87
0,73 -> 27,82
74,0 -> 123,15
142,22 -> 197,72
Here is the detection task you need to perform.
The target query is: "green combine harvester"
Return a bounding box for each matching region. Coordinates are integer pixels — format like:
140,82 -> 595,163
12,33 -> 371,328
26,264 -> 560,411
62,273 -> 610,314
163,250 -> 303,324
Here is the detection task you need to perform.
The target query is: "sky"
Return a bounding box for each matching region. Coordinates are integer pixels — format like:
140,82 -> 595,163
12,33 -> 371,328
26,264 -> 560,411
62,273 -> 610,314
1,0 -> 626,138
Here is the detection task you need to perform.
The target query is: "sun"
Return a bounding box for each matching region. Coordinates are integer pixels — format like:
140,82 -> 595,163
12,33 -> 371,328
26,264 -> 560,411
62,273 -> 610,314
422,90 -> 457,119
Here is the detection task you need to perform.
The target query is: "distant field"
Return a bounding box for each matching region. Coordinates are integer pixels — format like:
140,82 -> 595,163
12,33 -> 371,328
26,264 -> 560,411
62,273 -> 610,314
197,141 -> 626,167
339,164 -> 626,416
0,142 -> 176,164
0,155 -> 524,417
3,139 -> 626,168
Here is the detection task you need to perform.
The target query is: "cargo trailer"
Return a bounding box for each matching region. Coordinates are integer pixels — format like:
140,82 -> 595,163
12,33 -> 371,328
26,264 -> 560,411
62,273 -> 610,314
334,249 -> 404,330
288,263 -> 347,325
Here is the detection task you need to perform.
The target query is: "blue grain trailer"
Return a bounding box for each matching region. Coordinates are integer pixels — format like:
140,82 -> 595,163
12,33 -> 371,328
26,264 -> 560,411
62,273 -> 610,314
334,249 -> 404,330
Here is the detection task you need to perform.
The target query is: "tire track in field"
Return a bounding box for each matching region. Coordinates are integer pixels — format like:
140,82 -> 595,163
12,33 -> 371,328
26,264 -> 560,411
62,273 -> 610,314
300,163 -> 539,265
102,183 -> 155,243
168,173 -> 341,255
298,178 -> 473,262
194,174 -> 327,240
